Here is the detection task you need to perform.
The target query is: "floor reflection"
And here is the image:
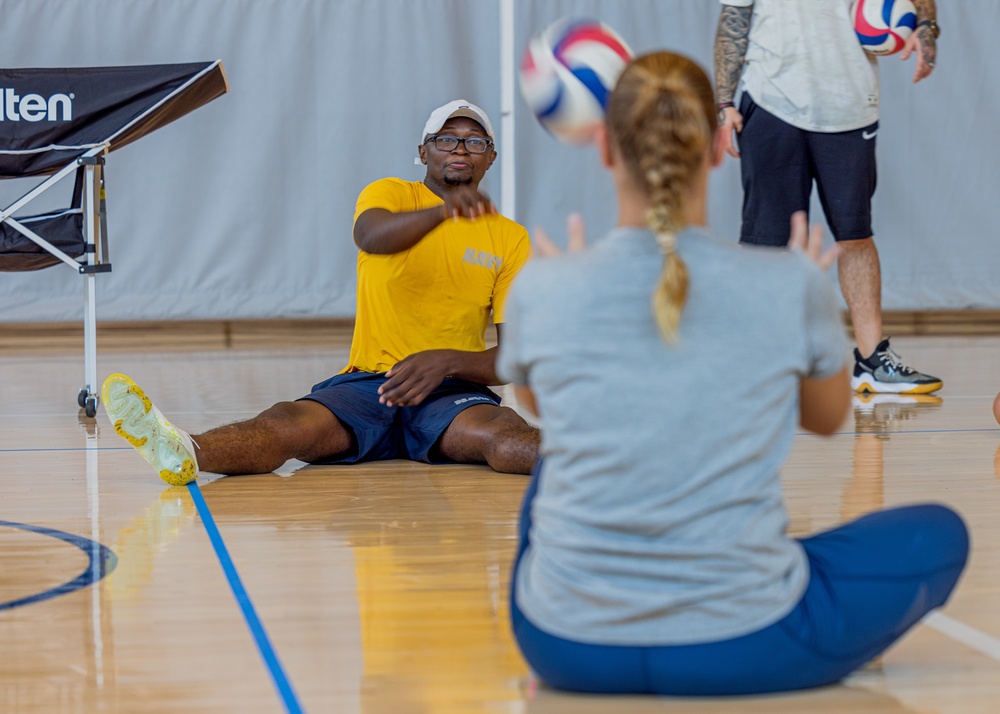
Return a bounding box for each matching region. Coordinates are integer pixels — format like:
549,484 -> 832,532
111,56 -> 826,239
844,394 -> 944,522
116,465 -> 531,713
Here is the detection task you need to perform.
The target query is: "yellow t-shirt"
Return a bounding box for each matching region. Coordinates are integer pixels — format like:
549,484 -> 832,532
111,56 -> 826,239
343,178 -> 531,374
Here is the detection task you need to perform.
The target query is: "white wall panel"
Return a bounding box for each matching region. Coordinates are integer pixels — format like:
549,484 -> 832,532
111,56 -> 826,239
0,0 -> 995,322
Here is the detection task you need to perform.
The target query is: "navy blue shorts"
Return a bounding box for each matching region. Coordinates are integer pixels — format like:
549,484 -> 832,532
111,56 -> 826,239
511,461 -> 968,695
737,92 -> 878,246
300,372 -> 501,464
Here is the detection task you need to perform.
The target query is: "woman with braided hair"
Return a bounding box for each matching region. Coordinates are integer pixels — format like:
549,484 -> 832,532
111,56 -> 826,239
496,51 -> 967,696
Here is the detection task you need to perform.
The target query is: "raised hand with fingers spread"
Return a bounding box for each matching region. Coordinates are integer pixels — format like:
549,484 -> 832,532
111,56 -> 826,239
531,213 -> 588,257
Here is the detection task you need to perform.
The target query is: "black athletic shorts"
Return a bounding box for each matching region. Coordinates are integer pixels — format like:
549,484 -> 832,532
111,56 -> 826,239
737,92 -> 878,246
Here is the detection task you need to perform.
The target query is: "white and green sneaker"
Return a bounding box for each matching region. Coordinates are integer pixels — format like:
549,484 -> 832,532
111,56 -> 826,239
101,373 -> 199,486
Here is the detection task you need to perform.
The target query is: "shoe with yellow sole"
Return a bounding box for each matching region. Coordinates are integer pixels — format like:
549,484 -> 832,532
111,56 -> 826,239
851,338 -> 943,394
101,373 -> 199,486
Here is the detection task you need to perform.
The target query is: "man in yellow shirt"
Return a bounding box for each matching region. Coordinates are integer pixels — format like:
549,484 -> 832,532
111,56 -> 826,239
102,100 -> 540,483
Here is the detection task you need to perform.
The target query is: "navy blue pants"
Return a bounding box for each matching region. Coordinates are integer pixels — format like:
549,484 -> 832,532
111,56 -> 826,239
511,463 -> 969,695
301,372 -> 500,463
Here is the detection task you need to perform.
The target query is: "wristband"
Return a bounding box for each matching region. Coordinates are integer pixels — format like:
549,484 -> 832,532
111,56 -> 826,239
916,19 -> 940,39
718,102 -> 735,110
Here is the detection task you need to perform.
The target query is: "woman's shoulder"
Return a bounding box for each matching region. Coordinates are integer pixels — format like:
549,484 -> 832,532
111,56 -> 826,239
691,232 -> 817,274
683,232 -> 832,309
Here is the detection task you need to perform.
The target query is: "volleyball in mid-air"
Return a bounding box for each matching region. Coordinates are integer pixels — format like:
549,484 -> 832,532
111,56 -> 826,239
851,0 -> 917,55
519,18 -> 633,145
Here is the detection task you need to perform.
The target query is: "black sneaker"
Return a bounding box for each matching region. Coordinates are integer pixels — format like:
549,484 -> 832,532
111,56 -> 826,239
851,338 -> 943,394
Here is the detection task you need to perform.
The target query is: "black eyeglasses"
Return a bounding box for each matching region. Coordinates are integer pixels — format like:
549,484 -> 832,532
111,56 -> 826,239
424,134 -> 493,154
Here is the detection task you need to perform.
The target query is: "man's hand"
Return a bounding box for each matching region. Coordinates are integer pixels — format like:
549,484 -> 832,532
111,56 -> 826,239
900,25 -> 936,84
378,350 -> 455,407
719,106 -> 743,159
788,211 -> 838,270
532,213 -> 587,257
441,186 -> 496,221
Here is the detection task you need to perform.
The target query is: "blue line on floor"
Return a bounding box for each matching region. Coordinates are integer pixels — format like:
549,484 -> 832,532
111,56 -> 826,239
186,481 -> 304,714
0,520 -> 118,610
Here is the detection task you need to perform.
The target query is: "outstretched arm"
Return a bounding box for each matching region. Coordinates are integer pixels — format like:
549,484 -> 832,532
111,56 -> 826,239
354,185 -> 496,255
353,206 -> 447,255
900,0 -> 938,83
713,4 -> 753,158
377,325 -> 506,407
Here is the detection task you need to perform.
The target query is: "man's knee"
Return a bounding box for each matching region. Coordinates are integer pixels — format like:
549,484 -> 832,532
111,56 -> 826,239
257,400 -> 312,433
257,400 -> 352,459
836,236 -> 876,256
441,405 -> 540,472
468,405 -> 537,440
478,408 -> 541,474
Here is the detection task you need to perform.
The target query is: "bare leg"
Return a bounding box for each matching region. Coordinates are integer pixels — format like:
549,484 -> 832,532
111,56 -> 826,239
438,404 -> 540,475
192,400 -> 353,475
838,237 -> 882,359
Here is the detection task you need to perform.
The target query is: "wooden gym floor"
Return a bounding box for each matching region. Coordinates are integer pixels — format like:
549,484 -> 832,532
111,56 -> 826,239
2,330 -> 1000,713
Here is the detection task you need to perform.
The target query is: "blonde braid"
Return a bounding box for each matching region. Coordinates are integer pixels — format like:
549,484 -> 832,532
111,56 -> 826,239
606,53 -> 717,342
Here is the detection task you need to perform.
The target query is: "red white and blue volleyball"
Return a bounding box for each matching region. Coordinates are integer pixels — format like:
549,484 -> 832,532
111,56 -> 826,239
519,18 -> 633,145
851,0 -> 917,55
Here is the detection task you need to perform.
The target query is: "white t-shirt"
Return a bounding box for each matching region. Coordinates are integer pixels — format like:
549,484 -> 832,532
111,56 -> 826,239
498,227 -> 848,646
721,0 -> 879,131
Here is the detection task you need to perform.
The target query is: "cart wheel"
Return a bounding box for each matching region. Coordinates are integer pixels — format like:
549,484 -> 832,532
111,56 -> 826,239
85,396 -> 98,419
77,388 -> 89,408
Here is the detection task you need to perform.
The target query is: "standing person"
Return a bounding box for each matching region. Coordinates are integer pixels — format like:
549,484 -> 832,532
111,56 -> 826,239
104,100 -> 540,484
497,52 -> 967,695
714,0 -> 943,394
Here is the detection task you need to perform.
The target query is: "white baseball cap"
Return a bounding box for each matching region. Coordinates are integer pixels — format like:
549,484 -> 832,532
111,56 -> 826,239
421,100 -> 495,143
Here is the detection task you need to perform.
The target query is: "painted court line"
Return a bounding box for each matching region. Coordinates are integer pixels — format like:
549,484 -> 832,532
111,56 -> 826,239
186,481 -> 305,714
0,520 -> 118,610
795,427 -> 1000,437
924,612 -> 1000,663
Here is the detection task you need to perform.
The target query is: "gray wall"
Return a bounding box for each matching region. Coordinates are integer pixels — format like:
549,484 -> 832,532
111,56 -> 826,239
0,0 -> 995,322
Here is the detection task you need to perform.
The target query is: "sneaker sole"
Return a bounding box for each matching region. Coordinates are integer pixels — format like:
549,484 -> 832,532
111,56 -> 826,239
853,393 -> 943,408
101,373 -> 198,486
851,373 -> 943,395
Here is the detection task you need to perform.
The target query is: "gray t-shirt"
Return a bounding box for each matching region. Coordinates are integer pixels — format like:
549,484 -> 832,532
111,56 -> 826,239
497,227 -> 847,646
721,0 -> 879,132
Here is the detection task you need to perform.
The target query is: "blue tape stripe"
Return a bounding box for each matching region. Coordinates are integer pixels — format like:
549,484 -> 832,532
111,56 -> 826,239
187,482 -> 304,714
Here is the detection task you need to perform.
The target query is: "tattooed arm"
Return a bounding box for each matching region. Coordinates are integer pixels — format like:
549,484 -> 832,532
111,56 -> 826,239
901,0 -> 938,83
713,4 -> 753,158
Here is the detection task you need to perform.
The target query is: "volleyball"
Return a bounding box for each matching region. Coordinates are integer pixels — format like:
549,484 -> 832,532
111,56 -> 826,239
519,18 -> 633,145
851,0 -> 917,55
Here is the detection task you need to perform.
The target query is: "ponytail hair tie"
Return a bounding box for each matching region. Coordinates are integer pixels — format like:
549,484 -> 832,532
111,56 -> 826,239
655,231 -> 678,255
